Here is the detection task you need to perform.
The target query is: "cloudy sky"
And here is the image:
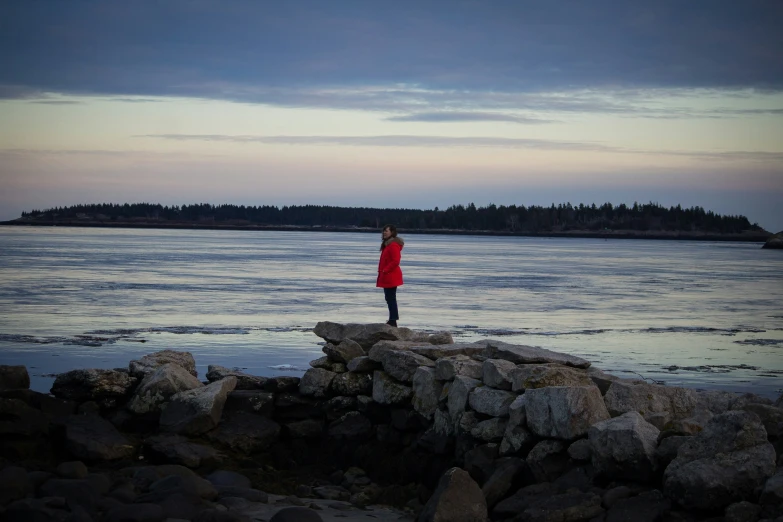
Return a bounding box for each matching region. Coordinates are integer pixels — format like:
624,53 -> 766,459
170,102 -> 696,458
1,1 -> 782,231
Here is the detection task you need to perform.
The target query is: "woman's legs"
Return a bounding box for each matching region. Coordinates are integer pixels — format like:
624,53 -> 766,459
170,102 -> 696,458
384,287 -> 399,323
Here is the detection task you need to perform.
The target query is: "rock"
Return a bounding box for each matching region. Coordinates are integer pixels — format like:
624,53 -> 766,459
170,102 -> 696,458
314,322 -> 419,349
448,376 -> 482,421
471,417 -> 508,442
412,367 -> 444,419
588,411 -> 659,482
160,377 -> 237,435
0,365 -> 30,390
270,506 -> 324,522
262,376 -> 300,393
482,359 -> 516,390
224,390 -> 275,417
206,365 -> 267,390
526,440 -> 570,483
482,457 -> 526,509
346,356 -> 381,373
493,482 -> 559,519
381,350 -> 436,382
510,363 -> 593,391
435,355 -> 484,381
410,343 -> 489,361
129,350 -> 197,378
56,461 -> 88,479
127,363 -> 204,414
298,368 -> 336,398
760,469 -> 783,519
588,367 -> 619,395
604,380 -> 698,429
468,387 -> 517,417
604,489 -> 671,522
205,412 -> 280,452
0,466 -> 31,505
323,339 -> 366,363
330,372 -> 372,396
525,385 -> 610,440
663,410 -> 777,510
328,411 -> 373,439
762,232 -> 783,249
64,414 -> 135,460
499,425 -> 536,457
50,368 -> 136,408
144,434 -> 224,468
743,403 -> 783,439
568,439 -> 592,461
372,371 -> 412,405
484,340 -> 591,369
725,501 -> 762,522
654,435 -> 690,470
0,398 -> 49,437
520,491 -> 604,522
419,467 -> 488,522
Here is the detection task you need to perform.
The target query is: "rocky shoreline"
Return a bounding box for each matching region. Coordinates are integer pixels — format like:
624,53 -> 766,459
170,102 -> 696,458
1,322 -> 782,522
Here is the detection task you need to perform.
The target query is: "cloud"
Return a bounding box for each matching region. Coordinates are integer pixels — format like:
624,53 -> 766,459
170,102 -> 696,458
385,112 -> 554,124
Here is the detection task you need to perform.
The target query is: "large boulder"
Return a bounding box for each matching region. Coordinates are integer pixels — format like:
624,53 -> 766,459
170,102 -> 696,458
381,350 -> 436,382
482,359 -> 516,390
412,367 -> 444,419
323,339 -> 366,364
159,377 -> 237,435
129,350 -> 197,378
484,340 -> 591,369
330,371 -> 372,396
524,386 -> 610,440
448,376 -> 482,421
510,364 -> 593,391
435,355 -> 484,381
0,365 -> 30,390
51,369 -> 136,408
127,363 -> 203,414
314,322 -> 424,349
372,371 -> 412,405
663,410 -> 777,510
419,467 -> 488,522
64,414 -> 135,461
298,368 -> 336,398
468,387 -> 517,417
205,412 -> 280,452
588,411 -> 660,482
205,365 -> 267,390
604,380 -> 698,429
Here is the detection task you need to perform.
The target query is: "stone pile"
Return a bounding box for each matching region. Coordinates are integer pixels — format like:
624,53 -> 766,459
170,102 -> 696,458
1,323 -> 782,522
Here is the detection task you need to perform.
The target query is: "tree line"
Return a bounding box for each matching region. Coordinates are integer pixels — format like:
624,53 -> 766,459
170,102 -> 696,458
19,202 -> 762,233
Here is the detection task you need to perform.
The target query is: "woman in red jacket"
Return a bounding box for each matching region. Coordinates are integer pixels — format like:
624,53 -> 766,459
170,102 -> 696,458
377,224 -> 404,327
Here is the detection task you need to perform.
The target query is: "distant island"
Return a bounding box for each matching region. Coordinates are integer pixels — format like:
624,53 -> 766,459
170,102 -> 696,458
1,202 -> 772,242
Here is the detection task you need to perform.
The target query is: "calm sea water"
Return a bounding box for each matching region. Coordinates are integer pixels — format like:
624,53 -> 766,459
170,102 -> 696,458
0,227 -> 781,398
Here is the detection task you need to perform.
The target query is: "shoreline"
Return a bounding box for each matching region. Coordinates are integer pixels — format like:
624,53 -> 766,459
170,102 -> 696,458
0,219 -> 771,242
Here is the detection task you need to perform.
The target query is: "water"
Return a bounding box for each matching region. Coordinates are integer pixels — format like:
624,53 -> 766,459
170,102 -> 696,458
0,227 -> 781,399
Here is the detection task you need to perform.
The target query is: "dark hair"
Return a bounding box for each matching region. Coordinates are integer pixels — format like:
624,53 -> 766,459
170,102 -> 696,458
380,224 -> 397,251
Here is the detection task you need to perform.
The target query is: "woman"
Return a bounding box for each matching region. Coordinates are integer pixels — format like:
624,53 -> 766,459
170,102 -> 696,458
377,224 -> 404,327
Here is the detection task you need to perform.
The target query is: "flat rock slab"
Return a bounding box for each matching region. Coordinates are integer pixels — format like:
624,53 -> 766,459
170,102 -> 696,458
64,414 -> 135,461
484,341 -> 591,369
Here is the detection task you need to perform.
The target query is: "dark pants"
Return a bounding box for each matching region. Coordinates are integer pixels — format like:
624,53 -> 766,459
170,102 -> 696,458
384,287 -> 399,321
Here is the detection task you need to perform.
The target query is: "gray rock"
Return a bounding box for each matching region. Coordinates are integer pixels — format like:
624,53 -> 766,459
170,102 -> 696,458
482,359 -> 516,390
64,414 -> 135,460
0,365 -> 30,390
329,372 -> 372,396
127,363 -> 203,414
56,461 -> 88,479
381,350 -> 436,382
144,434 -> 224,468
270,507 -> 324,522
482,457 -> 526,509
206,365 -> 267,390
725,501 -> 762,522
346,356 -> 381,373
510,363 -> 593,391
323,339 -> 365,364
285,418 -> 325,438
448,376 -> 482,421
589,411 -> 659,482
499,425 -> 536,456
484,340 -> 591,369
371,371 -> 412,405
298,368 -> 336,398
224,390 -> 275,417
0,466 -> 31,505
410,342 -> 489,361
468,387 -> 517,417
160,377 -> 237,435
568,439 -> 592,461
526,440 -> 570,483
419,467 -> 488,522
129,350 -> 197,378
435,355 -> 484,381
471,417 -> 508,442
205,412 -> 280,452
663,410 -> 777,510
51,369 -> 136,408
525,385 -> 610,440
412,367 -> 443,419
604,380 -> 698,429
328,411 -> 373,439
313,321 -> 421,349
605,489 -> 671,522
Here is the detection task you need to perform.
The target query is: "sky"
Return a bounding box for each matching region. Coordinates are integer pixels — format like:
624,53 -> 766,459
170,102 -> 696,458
1,1 -> 782,231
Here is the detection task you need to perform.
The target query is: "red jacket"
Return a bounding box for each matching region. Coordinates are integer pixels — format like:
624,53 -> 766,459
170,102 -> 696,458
377,237 -> 404,288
